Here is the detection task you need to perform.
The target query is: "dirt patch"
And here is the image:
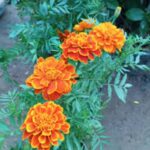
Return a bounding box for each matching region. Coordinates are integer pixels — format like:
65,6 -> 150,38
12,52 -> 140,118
0,5 -> 20,49
103,72 -> 150,150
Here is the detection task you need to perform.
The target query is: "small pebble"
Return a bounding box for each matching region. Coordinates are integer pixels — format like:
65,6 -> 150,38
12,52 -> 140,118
133,101 -> 140,104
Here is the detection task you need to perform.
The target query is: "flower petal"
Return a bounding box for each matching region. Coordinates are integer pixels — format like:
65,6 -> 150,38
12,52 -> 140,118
31,135 -> 40,148
26,123 -> 36,132
38,135 -> 46,144
47,81 -> 57,94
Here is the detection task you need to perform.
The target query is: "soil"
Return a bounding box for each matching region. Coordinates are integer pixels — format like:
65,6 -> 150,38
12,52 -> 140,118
0,5 -> 150,150
103,73 -> 150,150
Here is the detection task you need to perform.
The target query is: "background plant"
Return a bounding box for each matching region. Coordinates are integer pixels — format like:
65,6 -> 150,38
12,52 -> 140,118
105,0 -> 150,35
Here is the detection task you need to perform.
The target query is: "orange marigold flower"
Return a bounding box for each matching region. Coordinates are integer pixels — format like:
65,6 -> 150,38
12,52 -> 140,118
61,32 -> 101,64
73,19 -> 95,32
26,57 -> 78,101
57,30 -> 71,42
20,102 -> 70,150
90,22 -> 126,53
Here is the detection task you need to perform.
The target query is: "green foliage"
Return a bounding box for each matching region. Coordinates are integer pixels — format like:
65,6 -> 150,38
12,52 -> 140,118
0,33 -> 149,149
126,8 -> 145,21
106,0 -> 150,35
9,0 -> 106,62
0,1 -> 150,150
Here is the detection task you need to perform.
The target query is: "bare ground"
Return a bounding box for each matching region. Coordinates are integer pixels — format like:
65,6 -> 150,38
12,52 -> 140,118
0,5 -> 150,150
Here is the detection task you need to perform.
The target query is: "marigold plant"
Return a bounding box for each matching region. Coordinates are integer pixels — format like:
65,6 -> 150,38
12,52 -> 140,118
26,57 -> 78,100
73,19 -> 95,32
90,22 -> 126,53
20,102 -> 70,150
0,2 -> 149,149
61,32 -> 101,64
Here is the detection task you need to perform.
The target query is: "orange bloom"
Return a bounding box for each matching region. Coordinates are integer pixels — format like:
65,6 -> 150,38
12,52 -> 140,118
20,102 -> 70,150
90,22 -> 126,53
73,19 -> 95,32
26,57 -> 78,101
61,32 -> 101,64
57,30 -> 71,42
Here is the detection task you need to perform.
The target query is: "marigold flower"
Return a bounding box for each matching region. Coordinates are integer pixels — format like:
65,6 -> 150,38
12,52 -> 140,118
57,30 -> 71,42
73,19 -> 95,32
90,22 -> 126,53
61,32 -> 101,64
20,102 -> 70,150
26,57 -> 78,100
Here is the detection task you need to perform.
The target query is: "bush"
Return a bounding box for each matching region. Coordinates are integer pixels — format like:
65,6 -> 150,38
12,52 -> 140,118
0,1 -> 149,150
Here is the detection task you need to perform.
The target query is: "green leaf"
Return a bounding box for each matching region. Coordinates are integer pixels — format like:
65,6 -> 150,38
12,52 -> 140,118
72,134 -> 82,150
120,74 -> 127,86
66,135 -> 73,150
126,8 -> 145,21
40,2 -> 48,16
75,100 -> 81,112
0,122 -> 10,133
19,84 -> 30,90
49,0 -> 55,7
108,84 -> 112,99
114,72 -> 121,85
114,86 -> 126,103
137,65 -> 150,71
58,0 -> 67,6
106,0 -> 119,9
135,55 -> 140,64
9,24 -> 25,38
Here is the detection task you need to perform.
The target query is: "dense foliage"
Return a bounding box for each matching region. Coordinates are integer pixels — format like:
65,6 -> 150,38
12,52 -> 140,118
106,0 -> 150,35
0,1 -> 149,150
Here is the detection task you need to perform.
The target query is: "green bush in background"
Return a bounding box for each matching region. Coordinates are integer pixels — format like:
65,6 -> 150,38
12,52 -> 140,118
106,0 -> 150,35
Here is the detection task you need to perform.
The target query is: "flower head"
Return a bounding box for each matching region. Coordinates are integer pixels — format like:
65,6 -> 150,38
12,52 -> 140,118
57,30 -> 71,42
90,22 -> 126,53
73,19 -> 95,32
61,32 -> 101,64
20,102 -> 70,150
26,57 -> 78,101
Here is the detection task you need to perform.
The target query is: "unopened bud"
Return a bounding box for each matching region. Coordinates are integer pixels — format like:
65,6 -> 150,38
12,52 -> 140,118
114,6 -> 122,18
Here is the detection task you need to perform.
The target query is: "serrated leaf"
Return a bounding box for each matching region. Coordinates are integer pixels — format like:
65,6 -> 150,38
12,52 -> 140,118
32,54 -> 37,62
114,72 -> 121,85
40,2 -> 48,16
120,74 -> 127,86
49,0 -> 55,7
58,0 -> 67,6
75,100 -> 81,112
58,7 -> 68,14
137,65 -> 150,71
9,24 -> 25,38
92,140 -> 100,150
53,8 -> 60,14
135,55 -> 140,64
114,86 -> 126,103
